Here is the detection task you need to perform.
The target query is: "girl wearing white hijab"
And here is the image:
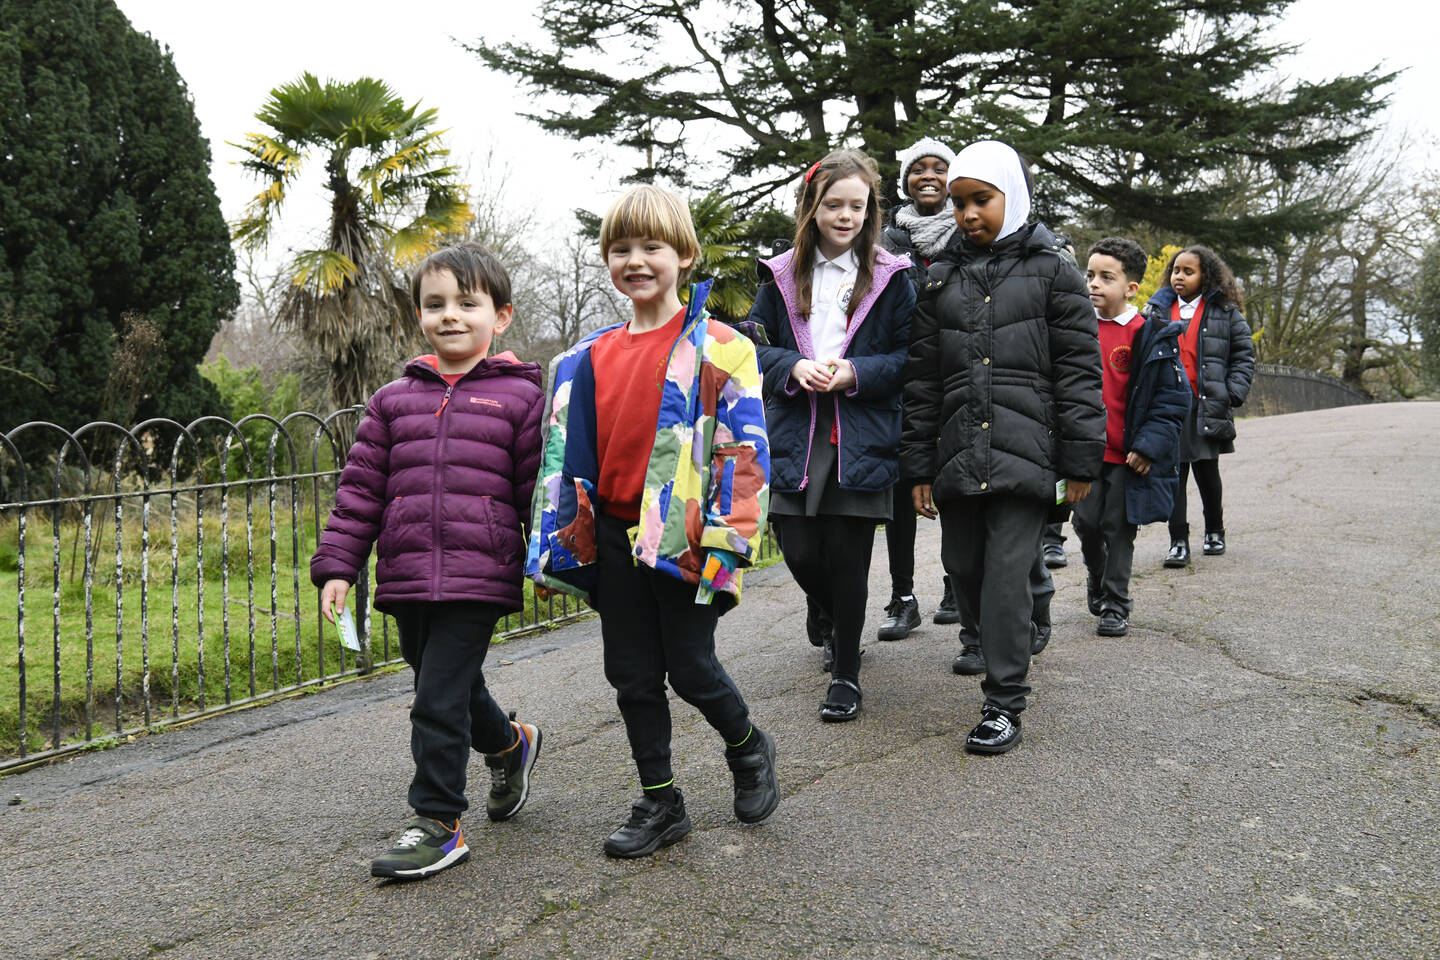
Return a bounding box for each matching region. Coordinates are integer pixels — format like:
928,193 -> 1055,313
900,139 -> 1105,755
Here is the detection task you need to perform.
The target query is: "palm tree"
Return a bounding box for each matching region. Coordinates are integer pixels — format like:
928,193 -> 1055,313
686,193 -> 756,323
231,74 -> 471,407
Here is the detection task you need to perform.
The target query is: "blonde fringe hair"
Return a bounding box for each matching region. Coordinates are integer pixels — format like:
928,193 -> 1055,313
599,185 -> 702,289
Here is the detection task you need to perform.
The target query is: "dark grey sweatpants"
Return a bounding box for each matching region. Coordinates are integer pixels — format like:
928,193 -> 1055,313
938,494 -> 1049,715
1071,461 -> 1138,615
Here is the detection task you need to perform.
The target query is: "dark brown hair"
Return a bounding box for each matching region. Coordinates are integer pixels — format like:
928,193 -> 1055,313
410,242 -> 512,314
790,149 -> 883,319
1163,245 -> 1245,312
1088,237 -> 1149,284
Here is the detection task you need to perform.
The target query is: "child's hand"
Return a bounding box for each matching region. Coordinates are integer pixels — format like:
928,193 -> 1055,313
1125,452 -> 1152,476
912,483 -> 937,519
532,584 -> 555,602
817,358 -> 856,393
791,359 -> 833,392
1063,479 -> 1092,503
320,579 -> 350,624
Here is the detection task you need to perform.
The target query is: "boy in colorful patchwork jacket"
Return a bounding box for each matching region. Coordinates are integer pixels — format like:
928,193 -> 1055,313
526,185 -> 779,858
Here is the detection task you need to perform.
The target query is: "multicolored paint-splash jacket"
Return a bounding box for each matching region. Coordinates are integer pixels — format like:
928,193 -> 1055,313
525,280 -> 770,606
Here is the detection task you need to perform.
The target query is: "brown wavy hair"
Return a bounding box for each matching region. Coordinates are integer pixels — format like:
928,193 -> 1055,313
790,149 -> 883,319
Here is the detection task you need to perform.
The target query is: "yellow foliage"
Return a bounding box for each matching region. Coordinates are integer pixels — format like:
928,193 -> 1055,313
1136,244 -> 1183,306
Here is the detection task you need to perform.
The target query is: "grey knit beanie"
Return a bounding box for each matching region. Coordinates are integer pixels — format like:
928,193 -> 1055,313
897,137 -> 957,200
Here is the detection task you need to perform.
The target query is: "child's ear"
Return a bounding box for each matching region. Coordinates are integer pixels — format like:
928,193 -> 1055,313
679,251 -> 696,270
493,303 -> 514,335
1125,280 -> 1140,300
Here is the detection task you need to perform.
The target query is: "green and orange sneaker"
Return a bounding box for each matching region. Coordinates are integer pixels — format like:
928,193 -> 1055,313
484,714 -> 542,822
370,816 -> 469,880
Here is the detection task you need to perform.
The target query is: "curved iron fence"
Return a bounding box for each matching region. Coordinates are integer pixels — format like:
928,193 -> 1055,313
0,410 -> 600,772
1246,363 -> 1371,417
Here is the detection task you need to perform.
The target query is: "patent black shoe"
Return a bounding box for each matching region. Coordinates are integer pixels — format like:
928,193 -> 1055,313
1203,531 -> 1226,556
1163,539 -> 1190,568
934,577 -> 961,625
1043,543 -> 1068,568
876,595 -> 921,641
1097,608 -> 1129,637
1086,575 -> 1103,616
951,642 -> 986,676
1031,622 -> 1051,656
819,678 -> 862,722
821,634 -> 834,673
725,728 -> 779,824
603,790 -> 692,858
965,707 -> 1022,754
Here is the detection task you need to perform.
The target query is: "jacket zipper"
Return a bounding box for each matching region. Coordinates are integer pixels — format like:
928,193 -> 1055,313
431,381 -> 454,600
799,392 -> 816,490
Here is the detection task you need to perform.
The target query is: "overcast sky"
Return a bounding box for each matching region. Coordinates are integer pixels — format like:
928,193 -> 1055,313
116,0 -> 1437,279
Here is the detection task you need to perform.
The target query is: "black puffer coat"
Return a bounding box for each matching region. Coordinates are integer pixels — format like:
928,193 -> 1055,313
1144,286 -> 1255,443
901,222 -> 1105,505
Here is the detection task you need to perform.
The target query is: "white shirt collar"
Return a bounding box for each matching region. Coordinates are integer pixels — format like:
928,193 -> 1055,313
1178,294 -> 1201,320
1097,304 -> 1139,326
814,248 -> 859,274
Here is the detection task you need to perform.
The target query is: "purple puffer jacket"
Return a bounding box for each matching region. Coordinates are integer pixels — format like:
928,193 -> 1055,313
310,351 -> 546,613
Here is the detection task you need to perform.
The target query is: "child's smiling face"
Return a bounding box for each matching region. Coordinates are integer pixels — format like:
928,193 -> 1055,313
417,267 -> 512,374
814,175 -> 870,260
1170,251 -> 1203,300
906,156 -> 949,216
949,177 -> 1006,246
606,235 -> 693,307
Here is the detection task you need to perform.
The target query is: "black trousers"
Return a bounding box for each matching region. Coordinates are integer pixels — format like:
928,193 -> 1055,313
594,514 -> 751,789
1168,458 -> 1224,541
1043,502 -> 1071,548
393,601 -> 514,821
955,548 -> 1054,639
886,481 -> 917,597
773,514 -> 877,685
938,494 -> 1048,716
1072,462 -> 1138,615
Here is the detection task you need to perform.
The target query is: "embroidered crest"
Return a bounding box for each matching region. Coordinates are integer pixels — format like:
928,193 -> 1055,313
1109,344 -> 1132,375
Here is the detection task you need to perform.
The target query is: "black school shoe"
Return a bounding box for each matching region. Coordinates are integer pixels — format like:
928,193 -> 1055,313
1086,574 -> 1103,616
805,600 -> 831,648
965,707 -> 1022,754
1164,539 -> 1190,568
951,642 -> 986,675
725,728 -> 780,823
876,595 -> 921,641
1203,530 -> 1226,555
819,678 -> 862,722
603,789 -> 692,858
1043,543 -> 1068,568
934,577 -> 961,625
1031,622 -> 1051,656
1097,608 -> 1129,637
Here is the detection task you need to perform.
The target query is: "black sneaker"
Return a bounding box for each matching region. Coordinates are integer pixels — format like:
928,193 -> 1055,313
965,707 -> 1022,754
1203,530 -> 1226,555
725,728 -> 780,823
1097,608 -> 1129,637
1043,543 -> 1067,568
951,642 -> 986,675
603,790 -> 692,859
1086,575 -> 1103,616
1164,539 -> 1190,568
934,577 -> 961,624
876,595 -> 921,641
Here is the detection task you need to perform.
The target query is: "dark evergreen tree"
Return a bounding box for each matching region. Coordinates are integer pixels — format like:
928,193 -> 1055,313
0,0 -> 238,429
470,0 -> 1390,251
1416,240 -> 1440,391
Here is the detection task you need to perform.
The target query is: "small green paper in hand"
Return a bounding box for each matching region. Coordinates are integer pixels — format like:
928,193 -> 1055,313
335,606 -> 361,652
1055,478 -> 1067,505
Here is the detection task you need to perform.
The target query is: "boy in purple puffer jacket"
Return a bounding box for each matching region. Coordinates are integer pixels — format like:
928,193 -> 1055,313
311,243 -> 547,881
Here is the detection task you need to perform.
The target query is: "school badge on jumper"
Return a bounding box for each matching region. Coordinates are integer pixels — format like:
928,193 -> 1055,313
1109,344 -> 1132,374
837,280 -> 854,313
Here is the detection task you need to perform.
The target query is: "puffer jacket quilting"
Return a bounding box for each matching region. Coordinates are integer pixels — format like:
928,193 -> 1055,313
1144,286 -> 1255,443
1120,314 -> 1192,525
309,353 -> 546,613
901,222 -> 1105,504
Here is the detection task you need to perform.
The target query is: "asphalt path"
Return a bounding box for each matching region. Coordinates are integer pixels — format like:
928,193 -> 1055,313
1,403 -> 1436,960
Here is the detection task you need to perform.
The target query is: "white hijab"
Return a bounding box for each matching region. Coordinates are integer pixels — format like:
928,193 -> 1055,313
948,140 -> 1032,242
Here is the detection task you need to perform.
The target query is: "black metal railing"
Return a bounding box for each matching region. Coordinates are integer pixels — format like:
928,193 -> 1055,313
0,411 -> 604,772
